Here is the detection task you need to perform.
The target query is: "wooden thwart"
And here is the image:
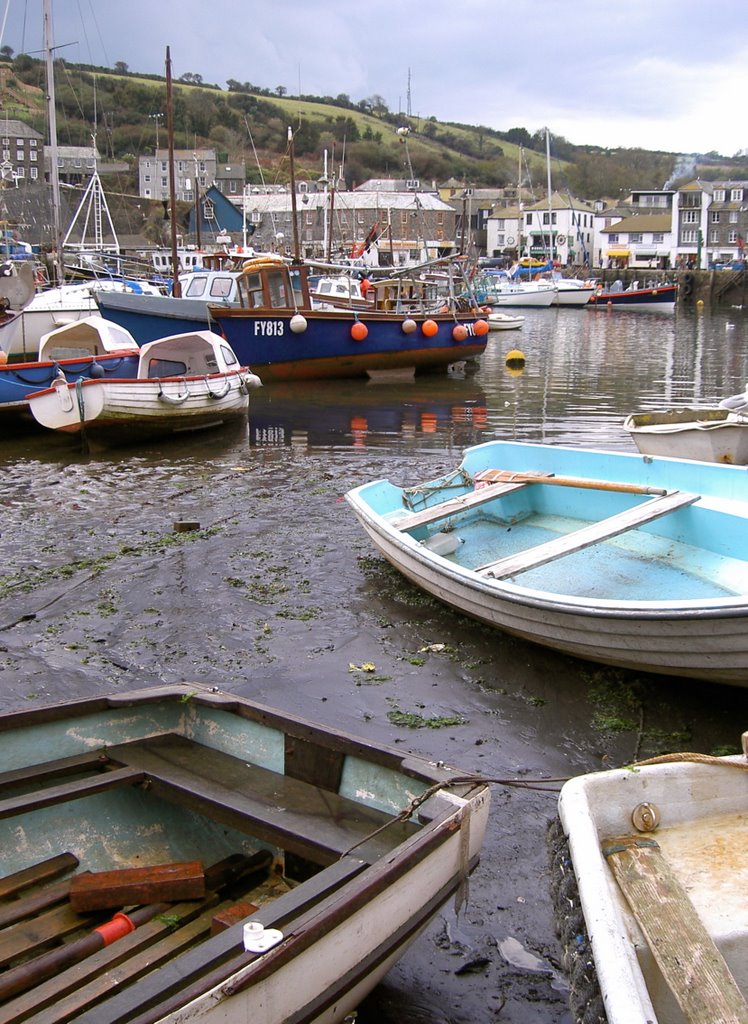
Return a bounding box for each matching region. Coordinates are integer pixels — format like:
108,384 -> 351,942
479,490 -> 698,579
393,480 -> 529,532
474,468 -> 669,496
69,861 -> 205,912
603,835 -> 748,1024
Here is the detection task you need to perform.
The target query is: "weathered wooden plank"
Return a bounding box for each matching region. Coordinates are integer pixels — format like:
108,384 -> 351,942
474,468 -> 669,495
0,877 -> 73,930
210,899 -> 259,935
0,767 -> 145,821
106,735 -> 419,866
15,901 -> 227,1024
479,491 -> 699,579
0,752 -> 113,792
392,480 -> 528,531
603,835 -> 748,1024
69,862 -> 205,912
0,853 -> 78,902
0,903 -> 94,970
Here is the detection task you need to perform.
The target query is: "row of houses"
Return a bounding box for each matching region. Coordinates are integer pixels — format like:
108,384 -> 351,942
2,116 -> 746,269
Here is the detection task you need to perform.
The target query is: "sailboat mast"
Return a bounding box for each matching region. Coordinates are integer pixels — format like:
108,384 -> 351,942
43,0 -> 64,284
287,127 -> 301,262
165,46 -> 181,298
546,128 -> 553,262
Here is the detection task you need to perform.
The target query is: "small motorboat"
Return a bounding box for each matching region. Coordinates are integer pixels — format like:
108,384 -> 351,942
624,407 -> 748,464
27,329 -> 261,445
552,732 -> 748,1024
0,684 -> 490,1023
588,281 -> 677,311
346,438 -> 748,685
486,311 -> 524,331
0,316 -> 140,421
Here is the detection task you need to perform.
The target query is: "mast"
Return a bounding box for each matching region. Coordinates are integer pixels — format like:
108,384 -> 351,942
546,128 -> 553,262
165,46 -> 181,297
287,127 -> 301,262
43,0 -> 64,284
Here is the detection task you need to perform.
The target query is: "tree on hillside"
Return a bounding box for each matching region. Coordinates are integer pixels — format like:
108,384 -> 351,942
0,45 -> 14,61
275,85 -> 287,97
114,61 -> 128,74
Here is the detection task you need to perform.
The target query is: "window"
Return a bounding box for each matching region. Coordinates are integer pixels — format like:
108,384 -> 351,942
729,230 -> 738,243
161,162 -> 167,172
711,211 -> 721,223
681,229 -> 697,243
29,139 -> 37,148
1,150 -> 8,160
543,212 -> 549,224
683,210 -> 698,224
209,277 -> 234,299
713,189 -> 725,202
630,233 -> 643,243
29,166 -> 38,180
144,174 -> 151,183
1,137 -> 8,145
29,150 -> 37,162
15,150 -> 23,161
710,230 -> 720,243
183,190 -> 193,201
15,138 -> 22,145
653,233 -> 664,243
203,200 -> 215,221
229,181 -> 237,193
608,233 -> 619,243
144,188 -> 151,197
730,211 -> 739,223
730,189 -> 743,202
15,166 -> 24,178
497,234 -> 505,245
161,177 -> 168,187
526,213 -> 533,225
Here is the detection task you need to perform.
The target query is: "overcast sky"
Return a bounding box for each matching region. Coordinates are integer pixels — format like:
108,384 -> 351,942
3,0 -> 747,159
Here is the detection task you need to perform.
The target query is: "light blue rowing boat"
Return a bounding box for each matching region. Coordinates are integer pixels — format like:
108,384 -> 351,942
346,440 -> 748,686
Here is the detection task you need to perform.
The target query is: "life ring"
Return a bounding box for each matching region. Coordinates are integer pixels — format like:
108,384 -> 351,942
241,255 -> 285,274
35,267 -> 47,286
556,235 -> 566,246
506,236 -> 515,245
683,271 -> 694,297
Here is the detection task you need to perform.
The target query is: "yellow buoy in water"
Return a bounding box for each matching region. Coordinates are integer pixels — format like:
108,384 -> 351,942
696,299 -> 705,308
505,349 -> 525,366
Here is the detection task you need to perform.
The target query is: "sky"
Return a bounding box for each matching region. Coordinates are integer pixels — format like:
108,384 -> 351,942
2,0 -> 747,159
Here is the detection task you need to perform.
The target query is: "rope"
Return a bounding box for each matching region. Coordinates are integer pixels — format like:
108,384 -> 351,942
632,750 -> 748,771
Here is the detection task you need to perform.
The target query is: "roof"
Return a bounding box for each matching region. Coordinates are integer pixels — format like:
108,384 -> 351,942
0,119 -> 44,141
600,213 -> 672,233
524,191 -> 595,213
235,190 -> 455,213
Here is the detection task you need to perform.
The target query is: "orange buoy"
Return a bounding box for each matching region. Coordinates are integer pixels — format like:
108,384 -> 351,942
351,322 -> 368,341
422,319 -> 438,337
473,319 -> 489,336
0,350 -> 7,365
452,324 -> 468,342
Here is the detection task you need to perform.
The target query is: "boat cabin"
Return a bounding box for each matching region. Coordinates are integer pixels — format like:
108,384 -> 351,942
137,330 -> 243,378
235,259 -> 311,311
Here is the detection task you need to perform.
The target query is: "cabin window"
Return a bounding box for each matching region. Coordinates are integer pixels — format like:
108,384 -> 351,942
183,276 -> 208,297
243,273 -> 265,307
147,358 -> 187,378
221,345 -> 238,367
266,270 -> 289,307
209,277 -> 234,298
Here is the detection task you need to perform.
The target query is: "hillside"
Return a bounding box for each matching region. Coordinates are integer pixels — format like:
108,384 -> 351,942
3,53 -> 748,200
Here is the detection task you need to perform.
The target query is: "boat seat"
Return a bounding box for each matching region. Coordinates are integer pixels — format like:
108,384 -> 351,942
104,734 -> 420,867
478,490 -> 699,579
392,480 -> 529,532
0,737 -> 420,868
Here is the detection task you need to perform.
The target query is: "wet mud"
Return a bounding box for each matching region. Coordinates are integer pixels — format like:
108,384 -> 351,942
1,426 -> 745,1023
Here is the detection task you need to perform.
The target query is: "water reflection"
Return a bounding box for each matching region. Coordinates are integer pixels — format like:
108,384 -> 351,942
245,306 -> 748,454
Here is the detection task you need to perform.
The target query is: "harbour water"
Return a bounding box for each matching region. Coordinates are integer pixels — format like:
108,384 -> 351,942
1,304 -> 747,1023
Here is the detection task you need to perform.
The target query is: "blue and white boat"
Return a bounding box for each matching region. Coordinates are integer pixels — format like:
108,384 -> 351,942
346,439 -> 748,686
0,316 -> 140,422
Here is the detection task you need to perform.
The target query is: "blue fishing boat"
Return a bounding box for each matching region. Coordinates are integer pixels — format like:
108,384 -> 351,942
346,439 -> 748,686
0,316 -> 140,422
208,257 -> 489,382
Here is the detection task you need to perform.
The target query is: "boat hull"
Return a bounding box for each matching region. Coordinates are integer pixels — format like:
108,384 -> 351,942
28,370 -> 253,442
346,440 -> 748,685
556,746 -> 748,1024
96,290 -> 218,345
0,685 -> 490,1024
0,351 -> 140,419
625,408 -> 748,464
211,308 -> 488,381
588,285 -> 677,311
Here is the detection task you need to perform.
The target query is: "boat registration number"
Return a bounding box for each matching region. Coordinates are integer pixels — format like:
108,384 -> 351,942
254,321 -> 285,336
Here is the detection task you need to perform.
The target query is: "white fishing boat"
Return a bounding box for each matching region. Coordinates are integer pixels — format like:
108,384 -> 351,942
0,684 -> 490,1024
554,734 -> 748,1024
346,439 -> 748,686
624,407 -> 748,464
28,329 -> 261,444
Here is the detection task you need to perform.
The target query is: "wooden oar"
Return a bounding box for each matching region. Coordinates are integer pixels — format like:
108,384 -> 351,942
474,468 -> 669,496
